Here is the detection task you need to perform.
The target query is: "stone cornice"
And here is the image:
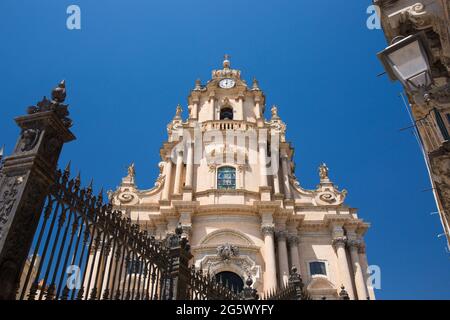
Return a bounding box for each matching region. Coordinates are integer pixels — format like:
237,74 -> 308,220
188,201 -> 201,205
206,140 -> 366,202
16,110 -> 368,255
299,221 -> 329,232
253,201 -> 281,214
171,200 -> 200,213
196,204 -> 257,215
194,188 -> 260,198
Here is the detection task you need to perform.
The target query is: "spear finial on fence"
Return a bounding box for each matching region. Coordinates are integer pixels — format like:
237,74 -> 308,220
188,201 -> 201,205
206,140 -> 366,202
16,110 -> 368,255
86,178 -> 94,197
97,187 -> 104,203
75,171 -> 81,183
64,160 -> 71,175
88,178 -> 94,190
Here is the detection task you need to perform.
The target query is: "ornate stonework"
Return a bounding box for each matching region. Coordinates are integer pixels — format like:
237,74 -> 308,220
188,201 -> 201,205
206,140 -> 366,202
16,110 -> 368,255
110,57 -> 373,299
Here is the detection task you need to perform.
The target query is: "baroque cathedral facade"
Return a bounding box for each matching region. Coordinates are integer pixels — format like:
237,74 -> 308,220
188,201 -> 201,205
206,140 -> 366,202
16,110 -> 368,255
109,57 -> 374,300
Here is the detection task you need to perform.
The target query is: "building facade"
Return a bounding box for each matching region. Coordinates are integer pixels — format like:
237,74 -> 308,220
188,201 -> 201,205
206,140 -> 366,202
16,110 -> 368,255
375,0 -> 450,249
109,57 -> 374,300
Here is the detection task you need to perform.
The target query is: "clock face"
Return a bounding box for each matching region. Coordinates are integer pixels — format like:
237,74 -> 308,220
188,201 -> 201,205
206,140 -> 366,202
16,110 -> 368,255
219,78 -> 236,89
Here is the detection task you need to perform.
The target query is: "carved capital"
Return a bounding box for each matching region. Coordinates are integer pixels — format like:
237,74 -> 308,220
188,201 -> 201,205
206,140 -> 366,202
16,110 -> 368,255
287,235 -> 299,246
358,242 -> 366,254
261,225 -> 274,236
332,236 -> 347,248
347,239 -> 361,250
276,231 -> 288,241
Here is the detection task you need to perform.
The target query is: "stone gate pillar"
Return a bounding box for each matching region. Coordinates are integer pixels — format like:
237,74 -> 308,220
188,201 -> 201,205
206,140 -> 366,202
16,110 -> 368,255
0,81 -> 75,299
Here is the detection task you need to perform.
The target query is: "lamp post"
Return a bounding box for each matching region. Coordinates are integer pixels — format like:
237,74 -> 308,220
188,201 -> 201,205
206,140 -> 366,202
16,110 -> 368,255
377,32 -> 432,104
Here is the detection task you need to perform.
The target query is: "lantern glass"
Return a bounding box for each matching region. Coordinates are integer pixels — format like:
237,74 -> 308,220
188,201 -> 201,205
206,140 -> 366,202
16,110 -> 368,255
387,40 -> 429,87
378,33 -> 432,90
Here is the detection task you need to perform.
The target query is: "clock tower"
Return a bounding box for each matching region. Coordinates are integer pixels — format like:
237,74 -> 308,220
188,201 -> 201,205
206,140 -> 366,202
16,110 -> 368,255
109,56 -> 375,300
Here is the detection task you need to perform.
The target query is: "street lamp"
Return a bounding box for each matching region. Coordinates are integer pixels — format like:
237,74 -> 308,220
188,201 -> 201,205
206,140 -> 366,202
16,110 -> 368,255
377,32 -> 432,101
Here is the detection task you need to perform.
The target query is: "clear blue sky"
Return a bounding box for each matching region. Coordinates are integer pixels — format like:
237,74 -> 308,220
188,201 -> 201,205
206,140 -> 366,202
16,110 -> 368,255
1,0 -> 449,299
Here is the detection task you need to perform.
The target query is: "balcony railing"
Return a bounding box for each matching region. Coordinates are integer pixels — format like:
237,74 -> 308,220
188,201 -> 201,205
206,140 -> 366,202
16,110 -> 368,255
202,120 -> 256,131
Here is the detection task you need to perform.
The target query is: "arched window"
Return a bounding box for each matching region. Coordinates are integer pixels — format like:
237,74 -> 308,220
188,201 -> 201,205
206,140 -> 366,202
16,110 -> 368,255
217,166 -> 236,190
215,271 -> 244,293
220,107 -> 233,120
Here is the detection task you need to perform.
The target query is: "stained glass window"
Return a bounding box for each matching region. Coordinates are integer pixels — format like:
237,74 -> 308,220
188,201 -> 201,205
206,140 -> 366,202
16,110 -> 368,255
217,166 -> 236,190
309,261 -> 327,276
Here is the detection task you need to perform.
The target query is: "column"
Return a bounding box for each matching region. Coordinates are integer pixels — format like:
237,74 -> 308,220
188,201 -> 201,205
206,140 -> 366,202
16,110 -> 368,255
288,235 -> 301,271
185,142 -> 194,188
332,237 -> 355,299
209,97 -> 215,120
209,165 -> 216,189
162,160 -> 173,200
271,152 -> 281,194
349,240 -> 369,300
192,101 -> 198,120
237,96 -> 244,120
358,242 -> 375,300
281,154 -> 291,199
277,231 -> 289,285
273,167 -> 281,194
173,149 -> 184,195
259,141 -> 268,187
261,225 -> 277,292
254,101 -> 261,120
238,165 -> 245,189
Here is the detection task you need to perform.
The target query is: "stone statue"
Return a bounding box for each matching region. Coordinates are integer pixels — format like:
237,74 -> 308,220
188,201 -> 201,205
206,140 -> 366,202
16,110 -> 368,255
252,78 -> 259,90
127,162 -> 135,178
174,104 -> 182,119
271,105 -> 279,119
319,163 -> 329,180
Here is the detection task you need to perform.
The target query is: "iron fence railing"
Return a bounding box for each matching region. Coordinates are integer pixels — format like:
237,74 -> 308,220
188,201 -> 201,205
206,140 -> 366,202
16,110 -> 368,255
261,267 -> 310,300
18,165 -> 174,300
